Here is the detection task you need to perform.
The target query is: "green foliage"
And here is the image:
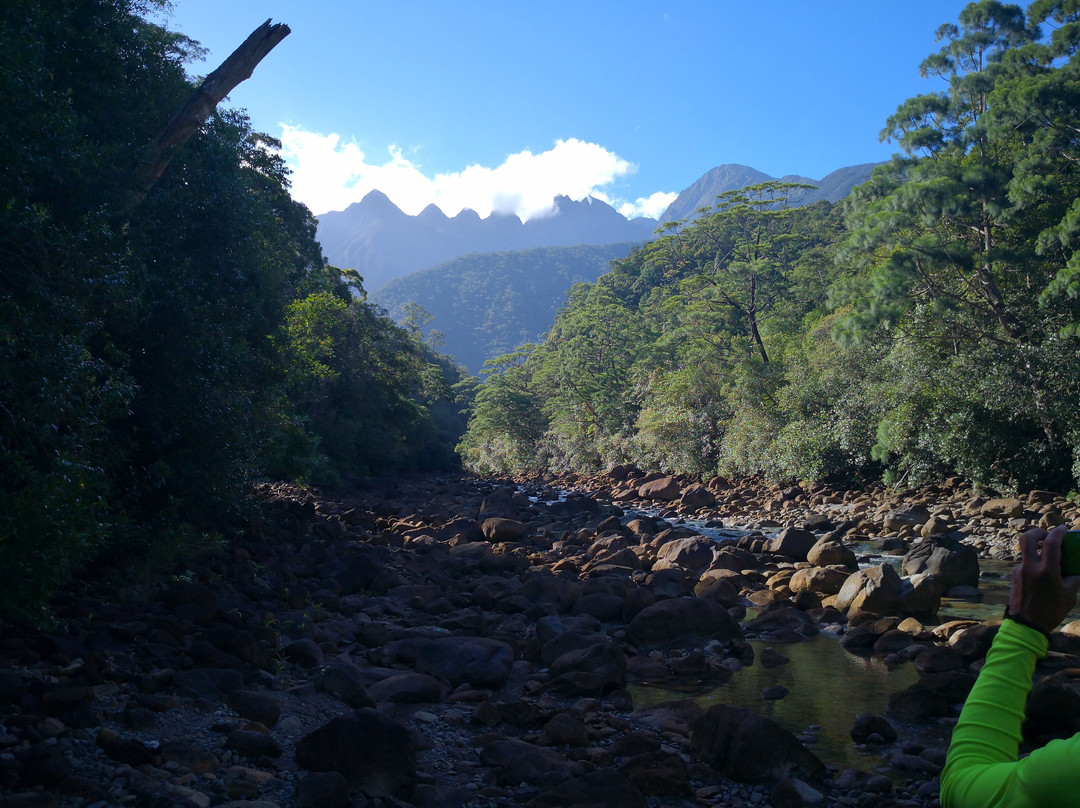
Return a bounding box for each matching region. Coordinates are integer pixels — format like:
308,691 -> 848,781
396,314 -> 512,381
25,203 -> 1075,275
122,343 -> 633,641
0,0 -> 466,623
373,243 -> 640,373
457,2 -> 1080,495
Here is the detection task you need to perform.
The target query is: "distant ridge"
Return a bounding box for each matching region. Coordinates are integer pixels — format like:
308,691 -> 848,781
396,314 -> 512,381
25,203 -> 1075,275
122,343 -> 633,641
658,162 -> 881,224
372,242 -> 638,374
317,193 -> 657,292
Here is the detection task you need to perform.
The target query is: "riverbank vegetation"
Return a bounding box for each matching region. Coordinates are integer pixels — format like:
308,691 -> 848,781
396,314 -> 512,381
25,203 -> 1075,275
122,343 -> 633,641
0,0 -> 469,621
460,1 -> 1080,495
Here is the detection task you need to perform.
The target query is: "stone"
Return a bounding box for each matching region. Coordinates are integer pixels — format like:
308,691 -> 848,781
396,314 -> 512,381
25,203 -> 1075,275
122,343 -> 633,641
383,636 -> 514,689
525,768 -> 647,807
769,528 -> 817,561
981,497 -> 1025,518
883,504 -> 931,532
896,572 -> 942,617
295,771 -> 350,808
789,567 -> 848,597
282,637 -> 324,668
548,641 -> 627,696
226,729 -> 283,759
482,517 -> 528,541
480,737 -> 577,786
691,704 -> 826,784
618,751 -> 693,797
367,672 -> 446,704
834,564 -> 903,614
806,538 -> 857,569
902,537 -> 979,590
654,537 -> 717,572
679,484 -> 717,510
296,708 -> 416,798
850,713 -> 897,744
628,598 -> 742,650
637,477 -> 681,502
318,661 -> 377,708
539,712 -> 590,746
227,690 -> 280,726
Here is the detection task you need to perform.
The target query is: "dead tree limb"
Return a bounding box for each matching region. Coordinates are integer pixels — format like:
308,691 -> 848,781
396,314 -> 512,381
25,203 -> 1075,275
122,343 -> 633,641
129,18 -> 290,205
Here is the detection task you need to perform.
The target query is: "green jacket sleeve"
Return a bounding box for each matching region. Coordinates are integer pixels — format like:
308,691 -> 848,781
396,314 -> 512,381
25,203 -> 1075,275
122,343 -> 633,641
941,618 -> 1080,808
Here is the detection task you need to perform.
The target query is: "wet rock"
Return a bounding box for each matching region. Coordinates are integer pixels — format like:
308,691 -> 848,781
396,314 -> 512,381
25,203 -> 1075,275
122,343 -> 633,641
296,708 -> 416,798
548,641 -> 627,696
850,713 -> 897,744
628,598 -> 742,650
914,645 -> 964,674
769,528 -> 817,561
886,686 -> 948,721
691,704 -> 826,784
902,536 -> 980,590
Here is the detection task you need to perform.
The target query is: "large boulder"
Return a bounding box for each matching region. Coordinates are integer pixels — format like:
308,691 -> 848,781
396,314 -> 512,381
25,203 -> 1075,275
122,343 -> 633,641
789,567 -> 848,597
834,564 -> 904,615
296,709 -> 415,798
806,538 -> 857,570
628,598 -> 742,650
768,528 -> 817,562
654,537 -> 718,572
691,704 -> 826,784
884,504 -> 931,532
679,485 -> 717,510
981,497 -> 1024,519
548,642 -> 627,696
482,517 -> 528,541
638,477 -> 682,502
902,537 -> 979,590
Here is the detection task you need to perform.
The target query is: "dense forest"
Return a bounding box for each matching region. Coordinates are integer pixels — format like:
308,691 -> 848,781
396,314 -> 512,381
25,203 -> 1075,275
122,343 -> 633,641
373,243 -> 641,373
460,1 -> 1080,496
0,0 -> 469,622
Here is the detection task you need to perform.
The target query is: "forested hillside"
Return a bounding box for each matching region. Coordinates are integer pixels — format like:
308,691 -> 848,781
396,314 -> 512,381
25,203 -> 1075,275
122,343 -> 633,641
372,243 -> 640,373
460,1 -> 1080,495
0,0 -> 468,622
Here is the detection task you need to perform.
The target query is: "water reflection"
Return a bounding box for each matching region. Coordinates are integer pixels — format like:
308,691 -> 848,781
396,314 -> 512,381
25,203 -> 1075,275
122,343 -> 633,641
629,635 -> 950,771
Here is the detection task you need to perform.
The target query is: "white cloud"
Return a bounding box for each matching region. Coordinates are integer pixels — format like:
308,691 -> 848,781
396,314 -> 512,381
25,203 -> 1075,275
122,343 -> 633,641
277,125 -> 671,221
619,191 -> 680,220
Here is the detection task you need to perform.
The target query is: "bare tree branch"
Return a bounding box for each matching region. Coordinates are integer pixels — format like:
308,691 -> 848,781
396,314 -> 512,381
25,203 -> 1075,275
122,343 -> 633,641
129,18 -> 290,205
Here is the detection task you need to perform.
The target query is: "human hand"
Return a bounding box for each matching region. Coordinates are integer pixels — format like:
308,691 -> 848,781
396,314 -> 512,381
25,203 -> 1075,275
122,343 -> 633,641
1008,525 -> 1080,634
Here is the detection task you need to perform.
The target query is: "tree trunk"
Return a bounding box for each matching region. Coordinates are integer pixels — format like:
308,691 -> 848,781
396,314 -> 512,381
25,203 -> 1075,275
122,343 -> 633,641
128,19 -> 291,205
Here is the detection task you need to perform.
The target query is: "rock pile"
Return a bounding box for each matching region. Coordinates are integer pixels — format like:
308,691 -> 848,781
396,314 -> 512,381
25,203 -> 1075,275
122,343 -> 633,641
2,470 -> 1079,808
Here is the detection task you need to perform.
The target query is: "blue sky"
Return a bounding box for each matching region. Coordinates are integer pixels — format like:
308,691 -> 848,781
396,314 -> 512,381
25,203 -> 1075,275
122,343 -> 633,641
153,1 -> 973,219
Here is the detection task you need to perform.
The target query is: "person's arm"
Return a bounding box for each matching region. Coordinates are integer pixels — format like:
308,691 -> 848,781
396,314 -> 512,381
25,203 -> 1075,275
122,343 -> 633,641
941,526 -> 1080,808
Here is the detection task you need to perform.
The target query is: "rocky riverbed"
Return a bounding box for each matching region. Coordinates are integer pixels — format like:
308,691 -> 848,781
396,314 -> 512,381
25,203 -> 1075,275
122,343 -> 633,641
4,469 -> 1080,808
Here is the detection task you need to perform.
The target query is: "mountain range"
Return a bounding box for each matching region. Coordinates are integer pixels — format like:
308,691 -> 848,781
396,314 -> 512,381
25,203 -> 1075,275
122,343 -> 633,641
316,161 -> 881,373
317,192 -> 656,292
